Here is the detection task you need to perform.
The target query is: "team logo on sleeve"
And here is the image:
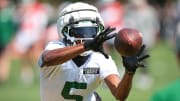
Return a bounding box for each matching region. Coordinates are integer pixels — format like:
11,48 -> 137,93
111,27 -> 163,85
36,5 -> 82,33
83,68 -> 100,74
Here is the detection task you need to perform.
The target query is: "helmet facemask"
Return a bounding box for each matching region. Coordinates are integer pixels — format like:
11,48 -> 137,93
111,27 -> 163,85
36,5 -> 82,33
62,20 -> 102,56
62,20 -> 101,46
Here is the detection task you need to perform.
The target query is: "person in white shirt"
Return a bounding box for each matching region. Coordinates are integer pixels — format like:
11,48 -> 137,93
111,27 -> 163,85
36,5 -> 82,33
38,2 -> 149,101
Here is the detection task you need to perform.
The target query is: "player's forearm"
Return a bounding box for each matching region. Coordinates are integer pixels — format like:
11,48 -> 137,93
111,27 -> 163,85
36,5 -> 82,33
105,73 -> 134,101
41,44 -> 85,67
115,71 -> 134,101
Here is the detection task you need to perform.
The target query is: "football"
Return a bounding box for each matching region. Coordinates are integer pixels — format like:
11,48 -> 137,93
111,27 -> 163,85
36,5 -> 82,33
114,28 -> 143,56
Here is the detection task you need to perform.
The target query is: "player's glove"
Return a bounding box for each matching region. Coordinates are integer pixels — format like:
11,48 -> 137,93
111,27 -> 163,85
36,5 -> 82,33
122,45 -> 150,74
84,27 -> 116,58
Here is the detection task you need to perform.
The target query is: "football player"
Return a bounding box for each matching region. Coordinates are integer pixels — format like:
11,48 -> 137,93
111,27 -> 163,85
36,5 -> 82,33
38,2 -> 149,101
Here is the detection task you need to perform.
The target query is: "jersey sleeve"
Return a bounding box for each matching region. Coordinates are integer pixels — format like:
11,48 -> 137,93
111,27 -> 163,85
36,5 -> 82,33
45,41 -> 65,50
38,41 -> 65,67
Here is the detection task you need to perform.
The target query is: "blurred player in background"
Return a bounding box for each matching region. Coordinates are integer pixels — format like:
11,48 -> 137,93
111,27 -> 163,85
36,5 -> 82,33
9,0 -> 48,85
38,2 -> 149,101
157,0 -> 177,44
0,0 -> 18,84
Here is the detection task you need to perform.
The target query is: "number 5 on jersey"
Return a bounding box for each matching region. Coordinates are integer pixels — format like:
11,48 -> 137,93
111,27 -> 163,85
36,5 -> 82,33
61,81 -> 87,101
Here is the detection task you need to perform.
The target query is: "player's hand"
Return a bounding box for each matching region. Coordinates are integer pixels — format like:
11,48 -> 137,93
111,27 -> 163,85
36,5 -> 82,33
122,45 -> 150,74
84,27 -> 116,58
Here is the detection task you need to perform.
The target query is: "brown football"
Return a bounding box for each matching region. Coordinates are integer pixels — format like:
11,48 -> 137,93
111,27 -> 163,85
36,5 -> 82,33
114,28 -> 143,56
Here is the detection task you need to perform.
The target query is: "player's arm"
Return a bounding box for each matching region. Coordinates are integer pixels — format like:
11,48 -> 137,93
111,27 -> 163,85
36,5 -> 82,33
40,44 -> 85,67
40,27 -> 116,67
105,45 -> 150,101
105,73 -> 133,101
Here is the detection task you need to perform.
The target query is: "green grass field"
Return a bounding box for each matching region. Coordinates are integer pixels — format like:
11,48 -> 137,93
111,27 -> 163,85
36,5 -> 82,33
0,40 -> 180,101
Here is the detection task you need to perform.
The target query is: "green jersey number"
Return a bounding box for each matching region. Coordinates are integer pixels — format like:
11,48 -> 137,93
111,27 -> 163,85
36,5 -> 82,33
61,81 -> 87,101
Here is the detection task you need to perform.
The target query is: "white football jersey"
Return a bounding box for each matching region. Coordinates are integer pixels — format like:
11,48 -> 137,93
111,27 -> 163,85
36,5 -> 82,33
38,41 -> 119,101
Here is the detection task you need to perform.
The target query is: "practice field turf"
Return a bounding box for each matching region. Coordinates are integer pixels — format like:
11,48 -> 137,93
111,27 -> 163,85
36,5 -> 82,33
0,40 -> 179,101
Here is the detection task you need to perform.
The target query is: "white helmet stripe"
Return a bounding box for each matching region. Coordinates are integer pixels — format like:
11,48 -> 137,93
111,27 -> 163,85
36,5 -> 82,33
60,9 -> 97,17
